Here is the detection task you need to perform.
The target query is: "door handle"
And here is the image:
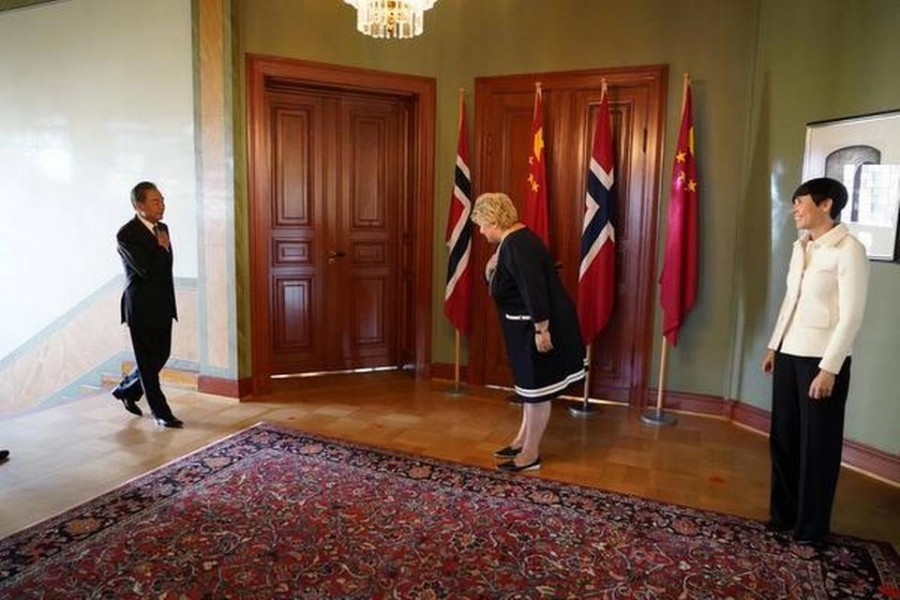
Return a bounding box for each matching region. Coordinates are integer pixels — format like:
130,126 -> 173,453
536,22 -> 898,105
327,250 -> 346,258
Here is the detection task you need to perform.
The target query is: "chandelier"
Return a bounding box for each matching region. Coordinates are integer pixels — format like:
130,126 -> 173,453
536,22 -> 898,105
343,0 -> 438,39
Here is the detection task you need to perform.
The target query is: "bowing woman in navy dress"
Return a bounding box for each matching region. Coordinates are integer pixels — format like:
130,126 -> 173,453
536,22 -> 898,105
471,193 -> 585,472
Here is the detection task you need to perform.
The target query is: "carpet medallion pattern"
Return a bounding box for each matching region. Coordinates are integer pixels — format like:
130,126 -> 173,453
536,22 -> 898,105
0,423 -> 897,598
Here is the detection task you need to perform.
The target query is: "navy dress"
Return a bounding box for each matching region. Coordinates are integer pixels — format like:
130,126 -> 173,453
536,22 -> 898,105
490,228 -> 585,402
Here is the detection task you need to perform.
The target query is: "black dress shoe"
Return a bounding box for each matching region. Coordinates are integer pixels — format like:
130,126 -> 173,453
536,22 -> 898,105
493,445 -> 522,459
155,417 -> 184,429
793,536 -> 825,550
497,457 -> 541,472
793,530 -> 827,545
765,519 -> 791,532
112,389 -> 142,416
0,449 -> 9,461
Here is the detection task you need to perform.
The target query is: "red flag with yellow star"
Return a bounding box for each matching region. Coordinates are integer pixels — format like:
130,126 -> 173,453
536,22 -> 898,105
523,84 -> 549,246
659,75 -> 698,346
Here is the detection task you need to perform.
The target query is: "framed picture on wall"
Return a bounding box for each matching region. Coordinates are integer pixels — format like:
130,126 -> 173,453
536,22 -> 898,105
802,109 -> 900,261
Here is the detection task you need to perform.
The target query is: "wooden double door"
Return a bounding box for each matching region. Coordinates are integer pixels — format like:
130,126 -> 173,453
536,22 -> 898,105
254,83 -> 413,377
470,67 -> 667,404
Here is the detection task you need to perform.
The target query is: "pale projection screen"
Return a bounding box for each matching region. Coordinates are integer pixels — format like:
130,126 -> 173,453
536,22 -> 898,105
0,0 -> 197,359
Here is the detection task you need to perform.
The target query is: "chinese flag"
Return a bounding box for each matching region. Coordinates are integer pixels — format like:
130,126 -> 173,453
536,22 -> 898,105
523,85 -> 549,246
659,75 -> 699,346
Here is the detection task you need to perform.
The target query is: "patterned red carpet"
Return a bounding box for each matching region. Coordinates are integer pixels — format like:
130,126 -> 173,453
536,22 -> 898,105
1,422 -> 897,598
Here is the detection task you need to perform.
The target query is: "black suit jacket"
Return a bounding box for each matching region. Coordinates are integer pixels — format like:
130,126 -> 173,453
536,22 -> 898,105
117,217 -> 177,327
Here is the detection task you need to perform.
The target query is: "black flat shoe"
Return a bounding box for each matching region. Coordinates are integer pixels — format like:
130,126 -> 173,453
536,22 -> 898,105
112,390 -> 142,416
493,445 -> 522,459
497,457 -> 541,472
155,417 -> 184,429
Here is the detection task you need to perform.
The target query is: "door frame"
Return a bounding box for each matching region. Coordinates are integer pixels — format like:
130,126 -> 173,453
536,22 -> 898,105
470,65 -> 667,405
246,55 -> 435,395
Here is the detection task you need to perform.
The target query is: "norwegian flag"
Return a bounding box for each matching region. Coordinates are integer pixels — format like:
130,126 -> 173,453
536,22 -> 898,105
443,97 -> 473,333
577,82 -> 616,344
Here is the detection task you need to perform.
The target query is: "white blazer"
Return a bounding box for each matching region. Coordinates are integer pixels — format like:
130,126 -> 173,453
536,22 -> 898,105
767,223 -> 869,374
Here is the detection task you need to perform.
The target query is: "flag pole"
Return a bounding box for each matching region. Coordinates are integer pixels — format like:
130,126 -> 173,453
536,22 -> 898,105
444,87 -> 468,397
570,78 -> 610,419
454,330 -> 460,387
444,329 -> 465,395
641,336 -> 676,425
642,74 -> 691,427
568,344 -> 597,417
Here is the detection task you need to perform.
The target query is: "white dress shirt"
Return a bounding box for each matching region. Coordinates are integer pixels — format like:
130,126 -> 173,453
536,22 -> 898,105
767,223 -> 869,374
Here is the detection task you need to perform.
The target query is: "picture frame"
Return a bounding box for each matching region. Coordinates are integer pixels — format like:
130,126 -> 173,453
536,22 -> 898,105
802,109 -> 900,261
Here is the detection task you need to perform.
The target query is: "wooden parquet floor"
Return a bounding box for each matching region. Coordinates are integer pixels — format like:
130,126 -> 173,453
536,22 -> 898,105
1,371 -> 897,549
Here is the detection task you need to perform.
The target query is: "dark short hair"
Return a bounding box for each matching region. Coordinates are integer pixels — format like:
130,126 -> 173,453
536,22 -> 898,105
792,177 -> 847,220
130,181 -> 158,208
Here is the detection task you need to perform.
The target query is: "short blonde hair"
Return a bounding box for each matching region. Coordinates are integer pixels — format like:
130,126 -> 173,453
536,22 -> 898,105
471,192 -> 518,230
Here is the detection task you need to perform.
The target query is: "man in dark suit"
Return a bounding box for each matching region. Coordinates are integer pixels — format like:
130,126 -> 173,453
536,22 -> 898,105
111,181 -> 183,428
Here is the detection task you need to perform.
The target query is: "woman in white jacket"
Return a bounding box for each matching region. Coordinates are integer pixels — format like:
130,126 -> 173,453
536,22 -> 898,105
761,177 -> 869,545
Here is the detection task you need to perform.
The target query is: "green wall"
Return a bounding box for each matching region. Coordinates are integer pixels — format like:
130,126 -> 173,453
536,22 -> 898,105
736,0 -> 900,453
235,0 -> 898,454
235,0 -> 758,388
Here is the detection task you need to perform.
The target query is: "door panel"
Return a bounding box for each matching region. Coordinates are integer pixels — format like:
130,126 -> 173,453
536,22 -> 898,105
339,97 -> 401,367
478,91 -> 535,387
570,88 -> 644,394
263,89 -> 403,374
273,276 -> 312,349
247,57 -> 435,393
472,68 -> 667,404
268,92 -> 328,372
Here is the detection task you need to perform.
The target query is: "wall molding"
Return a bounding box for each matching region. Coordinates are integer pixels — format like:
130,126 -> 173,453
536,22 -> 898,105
430,362 -> 468,382
729,400 -> 772,434
644,388 -> 728,418
198,375 -> 252,399
837,439 -> 900,486
640,388 -> 899,486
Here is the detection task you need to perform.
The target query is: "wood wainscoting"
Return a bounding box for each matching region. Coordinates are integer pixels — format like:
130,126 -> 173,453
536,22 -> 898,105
197,376 -> 253,399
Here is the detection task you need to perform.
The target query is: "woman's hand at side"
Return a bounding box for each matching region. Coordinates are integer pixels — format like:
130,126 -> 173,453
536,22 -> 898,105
534,328 -> 553,353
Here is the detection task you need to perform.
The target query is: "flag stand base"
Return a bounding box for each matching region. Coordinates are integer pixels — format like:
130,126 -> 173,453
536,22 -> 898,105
444,384 -> 467,397
640,409 -> 677,426
506,393 -> 523,405
568,402 -> 599,418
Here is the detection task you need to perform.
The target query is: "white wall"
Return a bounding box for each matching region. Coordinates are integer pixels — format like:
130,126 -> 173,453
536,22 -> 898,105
0,0 -> 197,358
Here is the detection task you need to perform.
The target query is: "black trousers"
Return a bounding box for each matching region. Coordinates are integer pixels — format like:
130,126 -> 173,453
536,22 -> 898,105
770,351 -> 851,540
115,323 -> 176,420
